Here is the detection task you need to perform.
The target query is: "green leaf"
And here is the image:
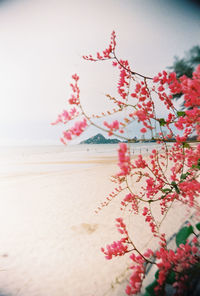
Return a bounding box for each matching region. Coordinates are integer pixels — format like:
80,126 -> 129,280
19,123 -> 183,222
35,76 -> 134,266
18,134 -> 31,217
196,222 -> 200,231
154,269 -> 159,279
143,292 -> 150,296
182,142 -> 191,149
176,225 -> 193,247
192,164 -> 198,169
159,118 -> 167,126
166,271 -> 176,284
161,188 -> 171,193
180,172 -> 190,180
192,158 -> 200,170
171,181 -> 180,194
145,280 -> 158,296
177,111 -> 186,117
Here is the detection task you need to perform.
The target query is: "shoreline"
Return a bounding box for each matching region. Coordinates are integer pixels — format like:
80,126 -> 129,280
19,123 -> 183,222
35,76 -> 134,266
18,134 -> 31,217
0,148 -> 197,296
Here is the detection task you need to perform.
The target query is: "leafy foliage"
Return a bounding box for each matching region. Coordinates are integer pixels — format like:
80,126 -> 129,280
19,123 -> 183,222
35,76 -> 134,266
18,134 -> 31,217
175,225 -> 193,247
169,45 -> 200,78
168,45 -> 200,101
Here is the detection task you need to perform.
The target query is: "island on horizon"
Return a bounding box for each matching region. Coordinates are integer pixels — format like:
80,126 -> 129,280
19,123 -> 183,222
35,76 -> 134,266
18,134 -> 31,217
80,133 -> 122,144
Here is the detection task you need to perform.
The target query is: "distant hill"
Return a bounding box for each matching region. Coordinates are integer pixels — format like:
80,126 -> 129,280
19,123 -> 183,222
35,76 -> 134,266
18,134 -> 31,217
80,133 -> 121,144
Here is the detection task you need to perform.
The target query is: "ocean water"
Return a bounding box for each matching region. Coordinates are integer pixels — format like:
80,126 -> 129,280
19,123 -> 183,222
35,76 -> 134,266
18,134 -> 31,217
0,143 -> 162,178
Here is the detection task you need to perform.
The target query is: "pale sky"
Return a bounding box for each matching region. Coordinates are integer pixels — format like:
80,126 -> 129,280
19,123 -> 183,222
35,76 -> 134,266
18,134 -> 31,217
0,0 -> 200,145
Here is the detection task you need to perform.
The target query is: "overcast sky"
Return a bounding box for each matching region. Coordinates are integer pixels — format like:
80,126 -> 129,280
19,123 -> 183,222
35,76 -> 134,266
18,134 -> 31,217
0,0 -> 200,145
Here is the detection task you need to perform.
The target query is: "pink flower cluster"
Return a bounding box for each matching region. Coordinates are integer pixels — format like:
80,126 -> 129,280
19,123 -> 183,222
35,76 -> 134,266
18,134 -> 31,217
83,31 -> 116,61
115,217 -> 129,235
153,66 -> 200,119
131,104 -> 154,132
61,118 -> 88,143
131,82 -> 149,99
181,65 -> 200,109
153,71 -> 181,95
68,74 -> 80,105
145,177 -> 163,199
51,107 -> 79,125
174,107 -> 200,141
126,249 -> 154,295
103,120 -> 120,135
142,206 -> 158,235
179,179 -> 200,207
52,74 -> 89,144
155,237 -> 200,295
185,143 -> 200,167
101,238 -> 128,260
117,143 -> 131,176
133,154 -> 147,169
101,218 -> 154,295
101,218 -> 129,260
115,60 -> 131,99
126,254 -> 145,295
121,193 -> 139,213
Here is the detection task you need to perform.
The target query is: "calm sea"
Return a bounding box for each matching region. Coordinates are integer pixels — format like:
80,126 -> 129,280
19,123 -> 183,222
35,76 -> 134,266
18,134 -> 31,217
0,143 -> 162,178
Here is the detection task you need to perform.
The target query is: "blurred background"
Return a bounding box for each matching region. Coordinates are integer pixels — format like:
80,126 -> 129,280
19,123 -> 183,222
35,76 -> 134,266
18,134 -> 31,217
0,0 -> 199,145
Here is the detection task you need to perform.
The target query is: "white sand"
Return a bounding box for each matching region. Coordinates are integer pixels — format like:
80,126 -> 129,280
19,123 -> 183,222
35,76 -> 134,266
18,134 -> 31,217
0,150 -> 194,296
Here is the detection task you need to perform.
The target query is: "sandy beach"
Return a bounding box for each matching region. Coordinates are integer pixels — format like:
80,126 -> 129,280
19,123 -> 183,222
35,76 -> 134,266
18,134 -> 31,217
0,145 -> 194,296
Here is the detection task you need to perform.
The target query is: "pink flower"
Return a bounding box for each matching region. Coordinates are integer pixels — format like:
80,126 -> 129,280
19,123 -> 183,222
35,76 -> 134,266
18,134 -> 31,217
134,154 -> 147,169
72,74 -> 79,81
104,120 -> 120,135
63,131 -> 72,140
140,127 -> 147,133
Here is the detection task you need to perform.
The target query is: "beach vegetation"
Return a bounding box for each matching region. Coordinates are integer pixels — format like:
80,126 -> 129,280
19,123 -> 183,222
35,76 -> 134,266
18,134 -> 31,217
53,32 -> 200,295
